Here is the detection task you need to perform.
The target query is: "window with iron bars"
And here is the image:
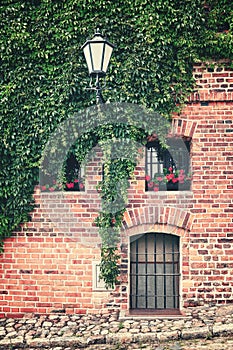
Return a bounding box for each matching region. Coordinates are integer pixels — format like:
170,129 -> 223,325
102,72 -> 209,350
130,233 -> 180,314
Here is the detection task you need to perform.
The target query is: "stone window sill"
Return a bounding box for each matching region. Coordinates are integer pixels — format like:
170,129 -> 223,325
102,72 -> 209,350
120,309 -> 188,320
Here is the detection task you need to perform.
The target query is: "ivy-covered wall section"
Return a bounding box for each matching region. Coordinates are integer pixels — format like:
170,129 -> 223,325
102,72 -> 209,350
0,0 -> 232,284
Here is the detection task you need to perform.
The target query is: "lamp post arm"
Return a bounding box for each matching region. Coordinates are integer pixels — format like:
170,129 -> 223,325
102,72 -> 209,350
95,75 -> 105,104
96,88 -> 105,105
87,74 -> 106,104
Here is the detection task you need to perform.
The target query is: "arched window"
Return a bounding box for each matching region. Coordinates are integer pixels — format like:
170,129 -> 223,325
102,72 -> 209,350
145,138 -> 191,191
39,151 -> 85,192
130,233 -> 180,313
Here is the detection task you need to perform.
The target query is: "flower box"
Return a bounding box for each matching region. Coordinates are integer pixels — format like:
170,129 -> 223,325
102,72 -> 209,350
145,167 -> 192,192
39,178 -> 85,192
166,182 -> 179,191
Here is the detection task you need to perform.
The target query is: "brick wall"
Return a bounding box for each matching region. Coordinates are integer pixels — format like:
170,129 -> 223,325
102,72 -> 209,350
0,63 -> 233,318
174,62 -> 233,307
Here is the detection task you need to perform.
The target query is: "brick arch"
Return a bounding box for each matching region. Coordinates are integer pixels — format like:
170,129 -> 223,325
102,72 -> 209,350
170,118 -> 197,138
122,206 -> 194,239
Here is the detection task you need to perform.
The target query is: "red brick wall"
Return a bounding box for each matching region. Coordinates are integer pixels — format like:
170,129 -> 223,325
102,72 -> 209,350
175,63 -> 233,307
0,63 -> 233,318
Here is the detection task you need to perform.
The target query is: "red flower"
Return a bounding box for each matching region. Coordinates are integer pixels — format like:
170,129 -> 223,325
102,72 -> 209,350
145,175 -> 151,181
79,183 -> 84,189
66,182 -> 74,189
74,179 -> 79,183
111,218 -> 116,225
41,185 -> 47,191
168,166 -> 173,172
49,187 -> 55,191
166,173 -> 174,181
178,175 -> 185,183
154,186 -> 159,192
148,181 -> 154,188
157,176 -> 163,182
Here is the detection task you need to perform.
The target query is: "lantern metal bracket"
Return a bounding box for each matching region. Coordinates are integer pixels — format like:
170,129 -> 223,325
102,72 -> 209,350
86,74 -> 106,104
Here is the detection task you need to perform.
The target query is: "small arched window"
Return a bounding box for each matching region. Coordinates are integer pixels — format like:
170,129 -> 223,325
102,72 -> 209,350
39,151 -> 85,192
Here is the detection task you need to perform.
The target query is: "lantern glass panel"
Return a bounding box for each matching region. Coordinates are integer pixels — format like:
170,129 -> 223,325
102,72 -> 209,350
102,44 -> 113,73
83,45 -> 92,74
90,42 -> 104,72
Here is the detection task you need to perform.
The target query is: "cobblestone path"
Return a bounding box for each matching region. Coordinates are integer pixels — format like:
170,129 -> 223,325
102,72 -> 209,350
1,311 -> 233,350
1,336 -> 233,350
82,337 -> 229,349
86,336 -> 233,349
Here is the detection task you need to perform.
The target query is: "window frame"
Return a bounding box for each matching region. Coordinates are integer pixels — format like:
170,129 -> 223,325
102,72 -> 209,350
145,138 -> 191,192
129,233 -> 181,315
92,261 -> 113,291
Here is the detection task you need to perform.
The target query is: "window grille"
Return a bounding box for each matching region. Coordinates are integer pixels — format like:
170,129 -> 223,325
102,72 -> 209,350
145,142 -> 164,180
130,233 -> 180,310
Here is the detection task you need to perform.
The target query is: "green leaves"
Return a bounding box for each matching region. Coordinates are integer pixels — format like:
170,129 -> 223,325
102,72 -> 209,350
100,246 -> 120,289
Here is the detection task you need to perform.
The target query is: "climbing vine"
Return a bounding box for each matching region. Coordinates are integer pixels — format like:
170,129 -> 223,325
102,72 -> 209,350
95,131 -> 145,288
0,0 -> 232,285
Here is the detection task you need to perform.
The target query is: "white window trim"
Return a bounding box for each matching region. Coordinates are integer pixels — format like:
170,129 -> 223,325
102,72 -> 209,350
92,261 -> 113,291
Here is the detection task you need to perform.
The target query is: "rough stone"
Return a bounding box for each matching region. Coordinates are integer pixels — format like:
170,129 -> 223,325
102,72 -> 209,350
106,332 -> 132,344
216,305 -> 233,317
5,331 -> 17,338
129,328 -> 140,334
213,323 -> 233,336
157,331 -> 179,341
181,327 -> 210,340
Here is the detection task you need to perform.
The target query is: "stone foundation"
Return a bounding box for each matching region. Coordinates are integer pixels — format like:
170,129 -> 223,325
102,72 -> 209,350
1,304 -> 233,349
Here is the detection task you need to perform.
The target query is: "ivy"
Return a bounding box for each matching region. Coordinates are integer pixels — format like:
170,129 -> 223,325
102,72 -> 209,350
95,142 -> 137,288
0,0 -> 232,286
